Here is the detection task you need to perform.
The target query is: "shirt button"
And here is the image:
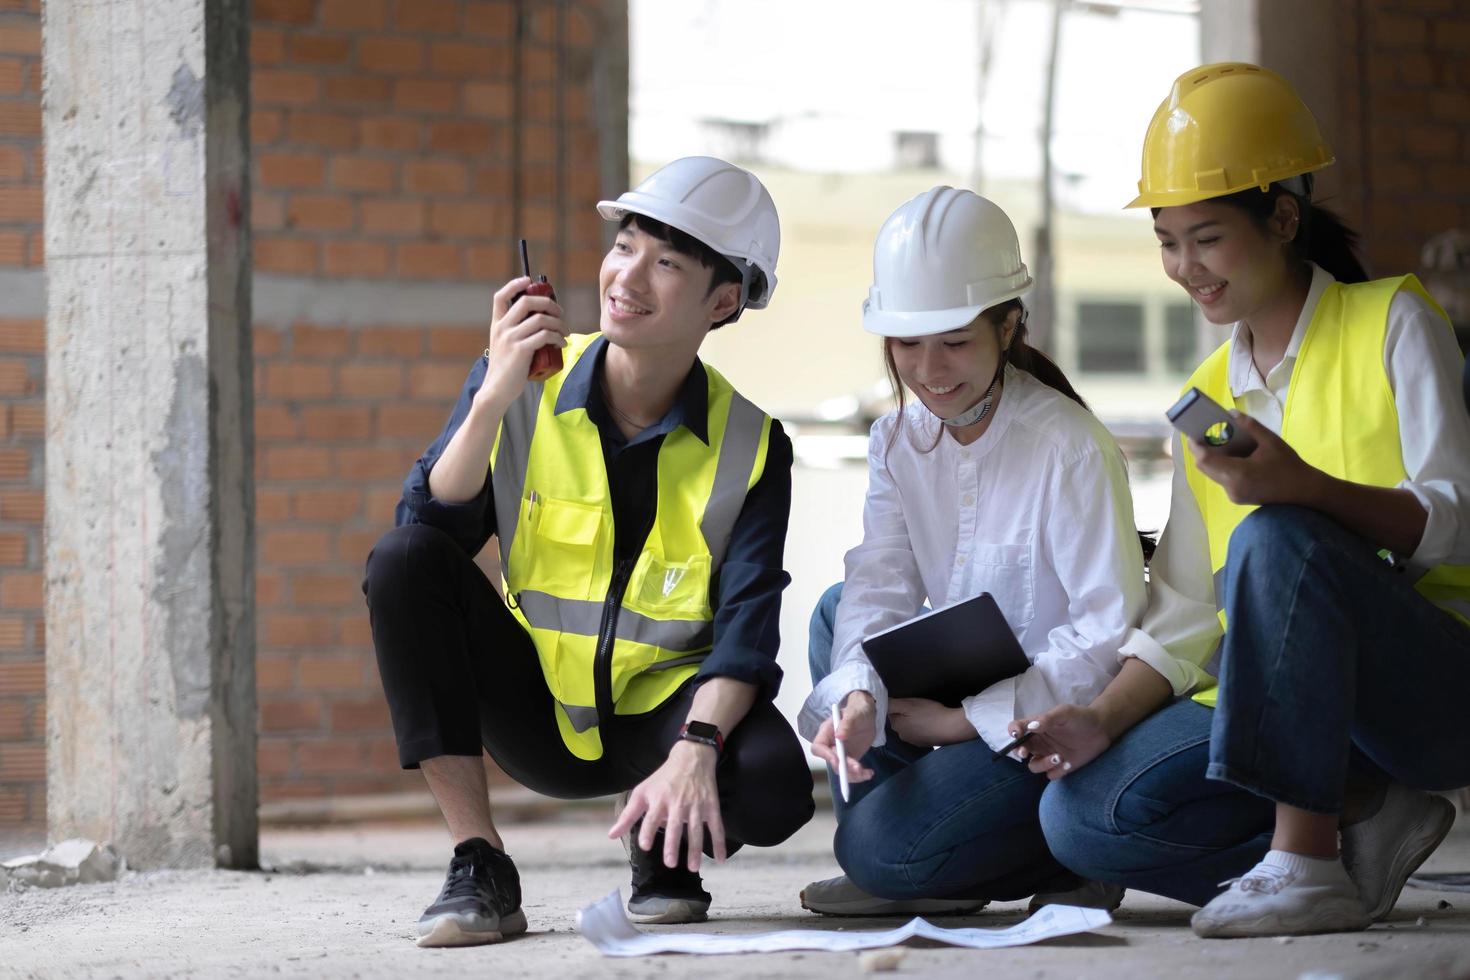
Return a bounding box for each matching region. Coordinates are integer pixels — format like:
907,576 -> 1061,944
954,556 -> 964,567
962,494 -> 975,506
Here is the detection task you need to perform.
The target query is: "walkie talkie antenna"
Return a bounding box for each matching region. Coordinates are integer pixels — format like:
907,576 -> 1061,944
519,238 -> 531,278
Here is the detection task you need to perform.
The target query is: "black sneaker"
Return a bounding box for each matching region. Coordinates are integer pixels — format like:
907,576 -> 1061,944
416,838 -> 528,948
625,826 -> 712,924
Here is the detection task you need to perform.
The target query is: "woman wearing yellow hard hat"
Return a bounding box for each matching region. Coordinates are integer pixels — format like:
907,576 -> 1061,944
1013,63 -> 1470,938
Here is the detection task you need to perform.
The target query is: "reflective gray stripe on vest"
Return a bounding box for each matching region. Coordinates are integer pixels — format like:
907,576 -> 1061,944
516,589 -> 715,652
701,390 -> 766,568
492,382 -> 543,567
559,702 -> 599,733
1201,565 -> 1227,678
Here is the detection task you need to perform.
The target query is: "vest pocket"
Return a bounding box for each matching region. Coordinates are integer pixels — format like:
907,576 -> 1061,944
522,495 -> 605,600
626,552 -> 712,619
968,541 -> 1035,630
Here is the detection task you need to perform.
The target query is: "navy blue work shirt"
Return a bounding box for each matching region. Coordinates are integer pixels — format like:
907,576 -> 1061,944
396,335 -> 792,702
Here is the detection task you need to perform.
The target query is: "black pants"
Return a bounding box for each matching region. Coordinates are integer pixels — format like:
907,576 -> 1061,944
364,523 -> 814,851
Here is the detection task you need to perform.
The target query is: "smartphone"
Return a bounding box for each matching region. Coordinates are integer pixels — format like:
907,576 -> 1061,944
1165,387 -> 1257,457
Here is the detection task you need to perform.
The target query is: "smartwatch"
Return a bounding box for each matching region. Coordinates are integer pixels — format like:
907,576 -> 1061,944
678,720 -> 724,754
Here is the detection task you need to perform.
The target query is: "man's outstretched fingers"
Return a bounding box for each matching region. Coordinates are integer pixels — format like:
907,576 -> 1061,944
663,812 -> 685,869
608,789 -> 647,840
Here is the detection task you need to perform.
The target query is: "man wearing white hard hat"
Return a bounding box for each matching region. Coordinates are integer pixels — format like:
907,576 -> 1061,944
364,157 -> 812,946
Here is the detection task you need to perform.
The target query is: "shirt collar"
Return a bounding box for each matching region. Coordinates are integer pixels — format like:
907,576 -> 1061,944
554,334 -> 711,445
1226,262 -> 1335,396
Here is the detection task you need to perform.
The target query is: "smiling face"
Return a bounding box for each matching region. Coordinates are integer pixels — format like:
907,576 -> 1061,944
597,223 -> 741,352
1153,198 -> 1299,327
887,315 -> 1009,420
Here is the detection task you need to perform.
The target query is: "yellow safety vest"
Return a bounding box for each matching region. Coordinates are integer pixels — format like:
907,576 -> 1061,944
1185,275 -> 1470,707
489,333 -> 773,759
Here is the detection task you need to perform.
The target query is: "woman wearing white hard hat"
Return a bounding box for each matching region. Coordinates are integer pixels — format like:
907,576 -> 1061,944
1029,64 -> 1470,939
366,156 -> 814,945
795,186 -> 1152,915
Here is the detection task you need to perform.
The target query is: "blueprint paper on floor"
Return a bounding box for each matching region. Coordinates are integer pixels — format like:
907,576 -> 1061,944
575,890 -> 1113,957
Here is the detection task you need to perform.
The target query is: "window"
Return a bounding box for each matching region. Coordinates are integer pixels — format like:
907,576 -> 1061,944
894,131 -> 940,170
700,119 -> 769,164
1077,301 -> 1145,373
1165,303 -> 1197,374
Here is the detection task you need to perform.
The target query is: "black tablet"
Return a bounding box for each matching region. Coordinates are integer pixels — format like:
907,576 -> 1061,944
859,593 -> 1030,707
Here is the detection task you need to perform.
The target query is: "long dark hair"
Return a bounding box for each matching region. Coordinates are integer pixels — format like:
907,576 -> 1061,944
1154,176 -> 1369,284
882,299 -> 1157,561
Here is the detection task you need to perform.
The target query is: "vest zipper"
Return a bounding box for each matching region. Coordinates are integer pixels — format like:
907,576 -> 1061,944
593,557 -> 636,732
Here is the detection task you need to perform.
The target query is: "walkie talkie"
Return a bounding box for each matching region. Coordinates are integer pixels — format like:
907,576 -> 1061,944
513,238 -> 562,382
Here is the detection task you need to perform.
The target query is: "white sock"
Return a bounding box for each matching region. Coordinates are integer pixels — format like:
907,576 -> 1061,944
1258,849 -> 1351,886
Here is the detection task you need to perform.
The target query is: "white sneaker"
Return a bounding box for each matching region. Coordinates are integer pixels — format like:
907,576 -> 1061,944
1341,784 -> 1456,921
1028,879 -> 1125,913
800,874 -> 987,917
1191,851 -> 1371,938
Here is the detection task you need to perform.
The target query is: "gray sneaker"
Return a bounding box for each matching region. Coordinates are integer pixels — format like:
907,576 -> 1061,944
1028,878 -> 1125,913
416,838 -> 528,948
1341,783 -> 1456,921
800,874 -> 987,917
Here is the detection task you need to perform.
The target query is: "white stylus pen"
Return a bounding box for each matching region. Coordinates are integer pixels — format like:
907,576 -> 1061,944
830,703 -> 850,803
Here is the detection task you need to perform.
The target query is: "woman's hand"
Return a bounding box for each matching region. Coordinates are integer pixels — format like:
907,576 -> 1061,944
607,741 -> 724,871
1189,412 -> 1327,507
888,697 -> 975,746
809,691 -> 878,784
479,276 -> 569,408
1009,704 -> 1112,780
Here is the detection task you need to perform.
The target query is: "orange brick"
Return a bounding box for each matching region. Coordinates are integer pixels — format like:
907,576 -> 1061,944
253,0 -> 315,24
252,70 -> 321,107
255,487 -> 292,522
358,116 -> 420,151
467,243 -> 516,280
0,660 -> 42,694
338,363 -> 405,398
0,143 -> 22,180
11,402 -> 41,436
429,40 -> 503,77
520,125 -> 555,165
252,192 -> 286,232
0,448 -> 29,479
359,37 -> 423,73
262,530 -> 333,567
263,362 -> 335,399
396,241 -> 461,279
428,327 -> 487,358
360,200 -> 425,236
393,78 -> 456,113
0,744 -> 43,781
292,324 -> 352,357
250,109 -> 283,146
256,655 -> 296,690
330,157 -> 395,192
357,327 -> 424,358
0,232 -> 22,266
0,617 -> 25,650
330,698 -> 389,732
254,237 -> 319,276
464,1 -> 515,38
336,447 -> 413,479
260,698 -> 322,733
294,488 -> 365,522
288,34 -> 352,66
250,27 -> 285,66
323,75 -> 392,105
410,362 -> 476,400
403,160 -> 467,195
293,572 -> 362,606
428,120 -> 494,155
430,200 -> 507,238
365,486 -> 403,518
262,446 -> 333,481
286,112 -> 357,150
0,358 -> 31,395
0,702 -> 25,739
0,57 -> 22,95
26,232 -> 41,267
255,739 -> 292,777
321,0 -> 387,30
0,532 -> 25,565
0,186 -> 41,221
287,194 -> 354,232
297,738 -> 362,773
1,571 -> 41,609
521,47 -> 555,84
253,326 -> 285,357
259,152 -> 325,189
0,490 -> 42,522
300,406 -> 372,440
337,529 -> 384,564
324,241 -> 391,278
395,0 -> 458,33
462,81 -> 513,118
297,656 -> 363,689
376,403 -> 452,438
257,569 -> 285,606
0,787 -> 28,823
0,24 -> 40,55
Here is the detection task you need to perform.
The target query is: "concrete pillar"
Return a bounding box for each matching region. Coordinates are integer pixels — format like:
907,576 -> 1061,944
42,0 -> 256,869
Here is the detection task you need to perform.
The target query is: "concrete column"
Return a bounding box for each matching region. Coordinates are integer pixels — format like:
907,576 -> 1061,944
43,0 -> 256,869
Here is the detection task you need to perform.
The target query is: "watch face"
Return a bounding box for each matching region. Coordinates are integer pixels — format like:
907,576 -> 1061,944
685,721 -> 719,739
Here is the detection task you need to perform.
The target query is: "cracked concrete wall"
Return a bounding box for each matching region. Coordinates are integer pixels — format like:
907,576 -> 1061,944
42,0 -> 256,868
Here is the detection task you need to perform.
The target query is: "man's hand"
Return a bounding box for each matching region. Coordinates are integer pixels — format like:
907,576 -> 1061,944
808,691 -> 878,784
1189,412 -> 1327,507
479,276 -> 569,408
888,697 -> 975,746
1009,704 -> 1112,780
607,741 -> 725,872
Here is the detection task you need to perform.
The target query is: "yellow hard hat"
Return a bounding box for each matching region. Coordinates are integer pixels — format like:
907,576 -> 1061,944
1126,62 -> 1334,209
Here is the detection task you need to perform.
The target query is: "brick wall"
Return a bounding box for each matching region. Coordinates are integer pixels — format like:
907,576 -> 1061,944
0,0 -> 42,828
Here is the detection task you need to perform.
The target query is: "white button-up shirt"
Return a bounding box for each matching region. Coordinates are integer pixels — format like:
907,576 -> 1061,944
798,367 -> 1149,752
1122,263 -> 1470,693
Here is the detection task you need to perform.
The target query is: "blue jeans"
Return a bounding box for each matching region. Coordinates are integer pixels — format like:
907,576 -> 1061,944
810,583 -> 1073,901
1040,505 -> 1470,906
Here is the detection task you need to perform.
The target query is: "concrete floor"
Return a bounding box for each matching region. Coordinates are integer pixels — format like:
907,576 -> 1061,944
2,808 -> 1469,980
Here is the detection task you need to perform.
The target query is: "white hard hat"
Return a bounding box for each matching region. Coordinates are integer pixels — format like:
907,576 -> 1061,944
598,156 -> 780,315
863,186 -> 1032,338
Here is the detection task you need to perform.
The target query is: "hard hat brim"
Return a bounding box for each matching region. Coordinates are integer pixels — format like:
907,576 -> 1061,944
862,302 -> 990,339
1124,157 -> 1335,209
